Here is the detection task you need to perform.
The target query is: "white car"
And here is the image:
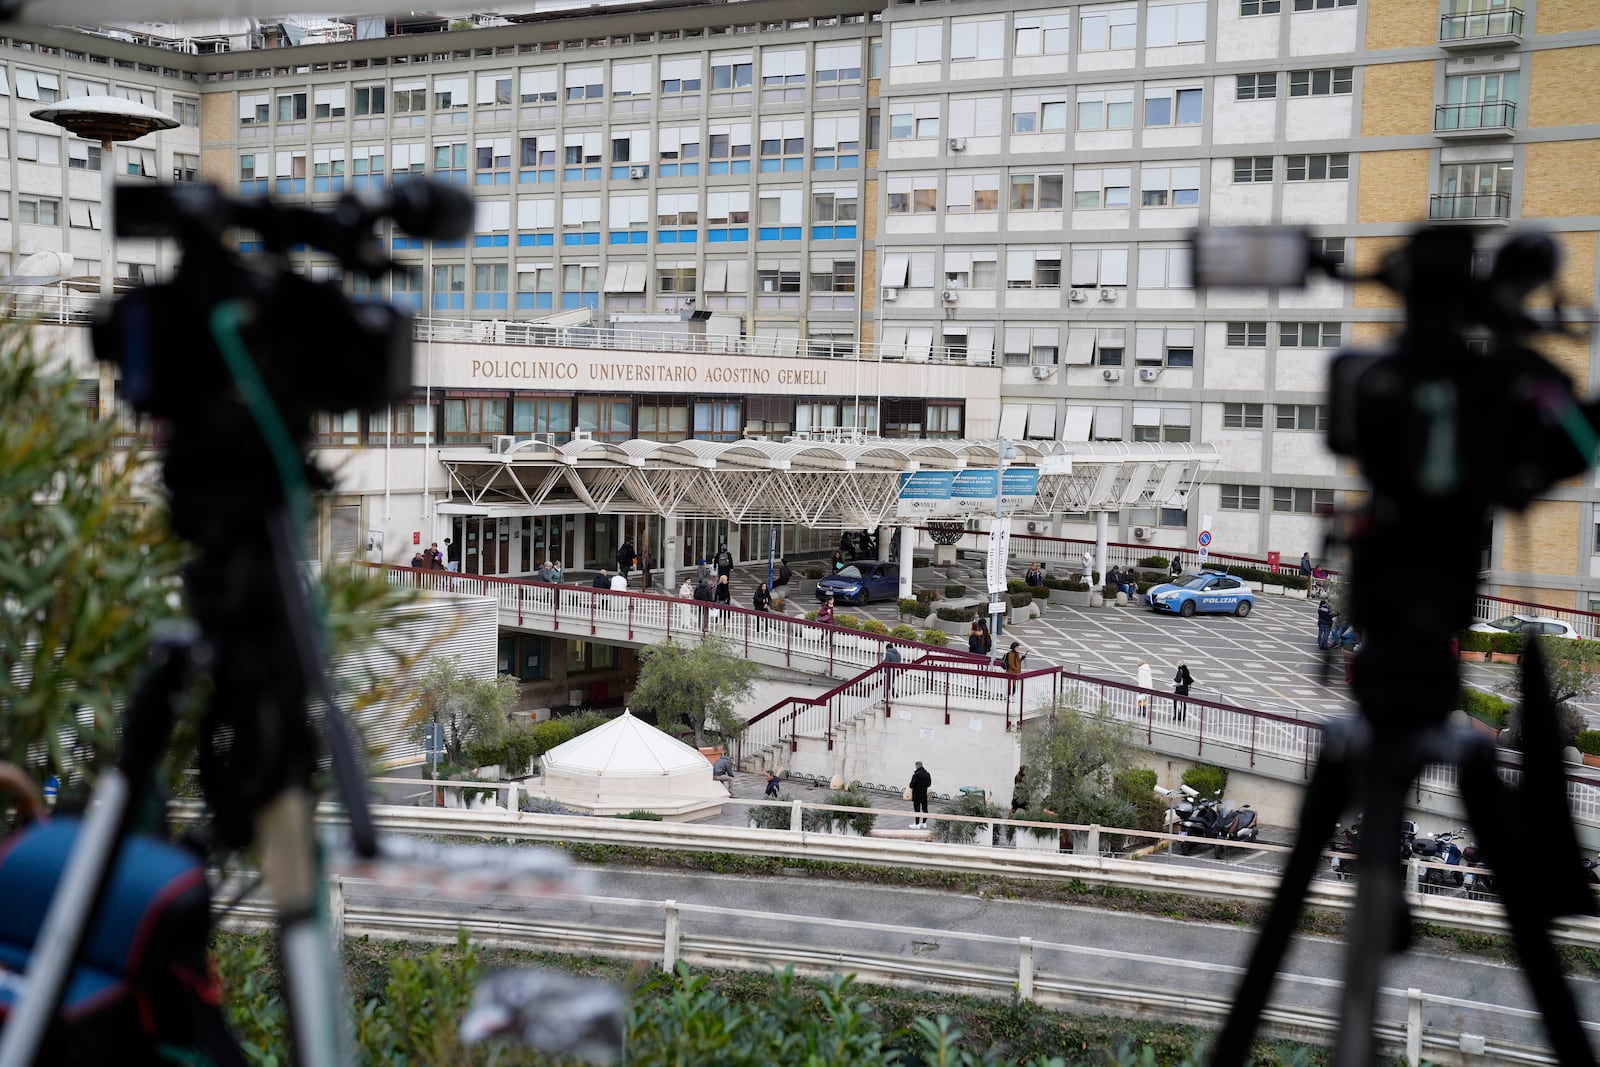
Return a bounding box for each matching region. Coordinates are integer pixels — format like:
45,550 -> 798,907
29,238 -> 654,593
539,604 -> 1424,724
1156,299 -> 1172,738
1468,614 -> 1581,640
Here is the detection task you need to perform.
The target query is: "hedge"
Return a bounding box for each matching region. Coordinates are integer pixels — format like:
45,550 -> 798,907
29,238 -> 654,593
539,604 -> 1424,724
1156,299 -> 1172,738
1137,555 -> 1170,569
936,606 -> 977,623
1578,731 -> 1600,757
1460,689 -> 1511,731
1181,763 -> 1228,799
944,584 -> 968,598
920,628 -> 951,647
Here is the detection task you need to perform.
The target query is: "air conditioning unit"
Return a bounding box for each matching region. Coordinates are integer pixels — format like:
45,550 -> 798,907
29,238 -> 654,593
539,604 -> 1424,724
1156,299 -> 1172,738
1132,526 -> 1155,541
1068,289 -> 1087,302
882,287 -> 898,302
948,137 -> 967,152
492,435 -> 518,454
629,166 -> 646,179
1102,368 -> 1121,382
1138,368 -> 1161,382
1030,365 -> 1056,379
1100,288 -> 1117,301
941,289 -> 959,304
1026,521 -> 1038,533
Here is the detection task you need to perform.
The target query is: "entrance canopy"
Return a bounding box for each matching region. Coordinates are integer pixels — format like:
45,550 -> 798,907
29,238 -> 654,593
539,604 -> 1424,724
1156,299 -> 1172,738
438,435 -> 1217,529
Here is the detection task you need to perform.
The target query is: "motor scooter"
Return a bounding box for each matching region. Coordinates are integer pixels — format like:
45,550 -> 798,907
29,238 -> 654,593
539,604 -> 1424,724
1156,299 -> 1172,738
1412,827 -> 1468,893
1210,799 -> 1259,858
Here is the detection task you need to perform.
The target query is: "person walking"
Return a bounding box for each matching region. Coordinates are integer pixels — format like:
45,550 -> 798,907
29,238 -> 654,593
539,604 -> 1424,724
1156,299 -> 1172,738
976,616 -> 994,659
445,537 -> 461,572
711,753 -> 736,796
1007,764 -> 1030,843
1172,661 -> 1194,723
764,770 -> 781,798
550,560 -> 565,583
678,576 -> 694,598
593,569 -> 611,589
616,537 -> 636,579
883,643 -> 902,697
693,577 -> 714,601
1002,641 -> 1026,704
908,761 -> 932,829
752,582 -> 772,612
967,621 -> 987,656
697,557 -> 712,584
1135,658 -> 1153,717
713,573 -> 732,604
1316,598 -> 1334,649
817,592 -> 835,625
714,542 -> 734,578
1081,549 -> 1094,584
534,561 -> 555,583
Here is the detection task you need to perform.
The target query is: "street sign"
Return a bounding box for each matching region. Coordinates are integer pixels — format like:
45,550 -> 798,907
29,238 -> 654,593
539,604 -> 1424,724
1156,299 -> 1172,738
1197,514 -> 1213,564
424,723 -> 446,769
1197,530 -> 1212,548
986,518 -> 1012,594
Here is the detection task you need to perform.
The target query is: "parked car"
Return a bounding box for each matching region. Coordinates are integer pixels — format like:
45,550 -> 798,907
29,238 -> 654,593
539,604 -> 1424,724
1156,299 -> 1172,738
816,563 -> 900,604
1144,572 -> 1256,618
1467,614 -> 1581,640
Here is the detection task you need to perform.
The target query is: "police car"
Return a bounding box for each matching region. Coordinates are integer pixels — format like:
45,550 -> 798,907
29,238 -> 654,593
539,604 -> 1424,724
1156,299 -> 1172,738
1144,571 -> 1255,618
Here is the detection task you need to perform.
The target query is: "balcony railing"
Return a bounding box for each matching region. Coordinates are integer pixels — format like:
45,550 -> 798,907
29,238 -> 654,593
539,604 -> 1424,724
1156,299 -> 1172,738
1433,101 -> 1516,134
1428,192 -> 1511,222
1439,7 -> 1524,43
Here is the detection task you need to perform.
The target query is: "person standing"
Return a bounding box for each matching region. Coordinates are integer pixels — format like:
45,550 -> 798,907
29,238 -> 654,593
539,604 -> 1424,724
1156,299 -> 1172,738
830,549 -> 845,573
714,541 -> 734,578
713,574 -> 732,604
1316,598 -> 1334,649
967,621 -> 987,656
1172,661 -> 1194,723
697,557 -> 712,584
534,561 -> 555,583
678,576 -> 694,598
1025,563 -> 1045,587
1299,551 -> 1313,577
593,569 -> 611,589
817,592 -> 835,625
693,577 -> 714,602
550,559 -> 565,584
1170,554 -> 1184,579
752,582 -> 772,612
977,616 -> 994,660
1002,641 -> 1026,703
1135,658 -> 1153,717
908,761 -> 932,829
610,571 -> 628,592
1081,549 -> 1094,583
883,643 -> 902,697
445,537 -> 461,572
616,537 -> 636,578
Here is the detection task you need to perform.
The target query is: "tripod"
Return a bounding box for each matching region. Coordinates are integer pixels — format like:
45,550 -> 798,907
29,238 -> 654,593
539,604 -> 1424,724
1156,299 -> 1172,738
1207,227 -> 1599,1067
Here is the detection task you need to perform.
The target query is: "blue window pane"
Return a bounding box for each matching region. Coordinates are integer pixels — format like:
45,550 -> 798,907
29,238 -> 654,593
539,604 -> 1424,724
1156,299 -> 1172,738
783,158 -> 803,172
609,232 -> 631,245
710,161 -> 729,175
812,226 -> 833,240
537,233 -> 554,246
661,164 -> 679,177
813,157 -> 835,171
492,293 -> 508,309
563,233 -> 583,246
758,227 -> 780,241
564,168 -> 583,181
629,232 -> 647,245
730,228 -> 749,242
708,229 -> 727,243
759,159 -> 780,173
583,232 -> 600,245
437,238 -> 465,250
659,230 -> 678,244
475,173 -> 494,186
585,167 -> 602,181
313,177 -> 329,192
473,293 -> 492,309
611,166 -> 630,179
581,293 -> 598,309
731,161 -> 751,174
495,173 -> 510,186
838,156 -> 859,170
681,164 -> 699,176
518,233 -> 536,246
782,226 -> 801,241
837,225 -> 857,239
678,230 -> 697,244
474,235 -> 493,248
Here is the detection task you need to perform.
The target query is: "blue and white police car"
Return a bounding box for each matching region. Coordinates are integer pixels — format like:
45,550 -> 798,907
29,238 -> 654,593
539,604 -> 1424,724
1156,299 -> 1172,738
1144,571 -> 1256,618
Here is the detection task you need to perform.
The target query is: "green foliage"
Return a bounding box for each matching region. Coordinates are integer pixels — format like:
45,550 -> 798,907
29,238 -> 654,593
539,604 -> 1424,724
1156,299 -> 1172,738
1181,764 -> 1228,800
1488,632 -> 1526,656
1030,585 -> 1051,599
898,597 -> 928,619
804,609 -> 820,622
529,718 -> 575,755
1059,580 -> 1090,593
1042,577 -> 1071,590
518,795 -> 574,814
803,567 -> 826,580
861,618 -> 891,636
921,628 -> 952,647
1137,555 -> 1170,569
501,722 -> 540,773
1007,579 -> 1029,594
630,635 -> 759,747
617,809 -> 665,820
1008,592 -> 1033,609
802,787 -> 876,835
1112,769 -> 1166,833
933,790 -> 1005,845
747,802 -> 793,830
0,330 -> 188,786
1497,636 -> 1600,751
1459,688 -> 1511,731
560,709 -> 611,736
409,656 -> 519,766
462,738 -> 505,770
1457,629 -> 1494,654
890,624 -> 920,642
835,612 -> 863,630
937,606 -> 977,623
945,583 -> 968,598
1018,698 -> 1138,829
915,587 -> 939,607
1576,730 -> 1600,756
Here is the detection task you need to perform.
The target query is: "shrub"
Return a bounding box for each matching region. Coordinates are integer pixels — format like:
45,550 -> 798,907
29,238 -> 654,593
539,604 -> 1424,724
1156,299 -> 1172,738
932,790 -> 1005,845
617,810 -> 665,821
1182,763 -> 1228,800
860,619 -> 891,636
561,710 -> 611,736
518,795 -> 574,815
834,612 -> 862,630
897,598 -> 927,619
890,624 -> 920,642
1043,576 -> 1070,590
1490,632 -> 1526,656
1030,585 -> 1051,599
1457,629 -> 1494,654
944,584 -> 968,598
804,609 -> 820,622
913,556 -> 931,569
914,587 -> 938,607
1101,584 -> 1120,599
530,718 -> 576,756
502,723 -> 540,774
1135,581 -> 1154,594
1112,768 -> 1166,834
746,802 -> 792,830
1007,579 -> 1029,594
921,628 -> 951,647
1007,592 -> 1032,609
463,738 -> 506,770
1577,731 -> 1600,757
803,567 -> 826,580
936,606 -> 976,623
1060,580 -> 1090,593
801,787 -> 876,835
1460,689 -> 1511,730
1138,555 -> 1170,569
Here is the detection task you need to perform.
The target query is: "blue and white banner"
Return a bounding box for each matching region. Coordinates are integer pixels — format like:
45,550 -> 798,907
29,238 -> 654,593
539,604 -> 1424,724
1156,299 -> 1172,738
897,468 -> 1039,518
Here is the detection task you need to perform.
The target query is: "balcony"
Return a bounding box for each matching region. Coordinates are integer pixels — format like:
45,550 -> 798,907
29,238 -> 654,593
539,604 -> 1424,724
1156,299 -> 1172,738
1428,192 -> 1511,226
1434,101 -> 1517,139
1438,8 -> 1524,49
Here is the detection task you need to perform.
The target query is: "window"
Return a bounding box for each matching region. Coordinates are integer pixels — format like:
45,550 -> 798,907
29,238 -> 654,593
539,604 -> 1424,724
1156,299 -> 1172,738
951,17 -> 1004,61
1006,249 -> 1062,289
888,175 -> 939,215
814,43 -> 862,97
706,190 -> 751,241
890,100 -> 939,140
1135,326 -> 1196,367
578,399 -> 633,443
810,186 -> 858,238
68,199 -> 101,230
313,87 -> 347,119
432,140 -> 469,184
1313,237 -> 1347,267
654,127 -> 699,179
442,396 -> 508,444
1293,0 -> 1355,8
1011,94 -> 1070,134
1272,487 -> 1334,514
637,400 -> 690,441
1276,404 -> 1328,430
659,57 -> 703,107
654,263 -> 698,297
1008,172 -> 1064,211
610,62 -> 652,108
1080,6 -> 1137,51
238,92 -> 270,125
1441,72 -> 1518,131
312,146 -> 346,192
760,49 -> 807,102
14,70 -> 58,103
1241,0 -> 1281,12
1436,161 -> 1513,218
756,188 -> 803,241
475,137 -> 512,184
756,258 -> 803,293
609,127 -> 651,178
515,263 -> 555,310
391,265 -> 424,309
693,399 -> 743,442
949,96 -> 1004,140
758,118 -> 805,172
1236,73 -> 1277,100
1220,485 -> 1261,511
565,65 -> 605,114
1014,12 -> 1072,56
563,130 -> 603,180
1226,322 -> 1268,347
472,264 -> 509,311
120,146 -> 156,178
392,80 -> 427,114
431,264 -> 465,310
1146,2 -> 1207,46
115,85 -> 157,109
561,196 -> 602,245
812,113 -> 860,171
1070,247 -> 1130,287
277,92 -> 307,121
943,249 -> 997,290
601,260 -> 649,298
1145,87 -> 1203,127
1003,325 -> 1060,365
16,132 -> 58,165
1077,87 -> 1135,130
1223,402 -> 1264,428
809,257 -> 856,293
1073,167 -> 1131,209
1140,165 -> 1200,207
1136,247 -> 1192,288
1285,153 -> 1350,180
352,144 -> 386,189
708,122 -> 752,175
512,397 -> 572,440
1091,406 -> 1124,441
354,85 -> 386,116
710,53 -> 754,105
1133,406 -> 1193,443
889,23 -> 942,67
1279,322 -> 1342,347
1288,67 -> 1353,97
311,411 -> 362,447
561,263 -> 600,310
945,173 -> 1001,214
171,96 -> 199,125
174,152 -> 199,183
67,76 -> 107,98
1233,156 -> 1274,183
607,193 -> 649,244
370,400 -> 434,446
67,141 -> 100,172
1096,326 -> 1126,366
926,401 -> 963,439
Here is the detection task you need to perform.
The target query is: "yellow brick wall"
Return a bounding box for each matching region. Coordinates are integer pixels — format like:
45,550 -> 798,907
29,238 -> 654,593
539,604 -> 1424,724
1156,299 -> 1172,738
1537,0 -> 1599,34
1356,150 -> 1430,223
1524,142 -> 1600,219
1500,499 -> 1581,575
1365,0 -> 1441,49
1348,321 -> 1399,346
1353,236 -> 1405,308
1529,48 -> 1600,127
1495,584 -> 1573,608
861,248 -> 877,313
862,177 -> 879,241
199,148 -> 233,185
1360,61 -> 1435,137
1535,329 -> 1595,386
199,90 -> 234,146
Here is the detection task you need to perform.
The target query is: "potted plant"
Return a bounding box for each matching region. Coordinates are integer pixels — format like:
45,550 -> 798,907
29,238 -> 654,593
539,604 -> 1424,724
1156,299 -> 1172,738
1577,731 -> 1600,768
797,567 -> 826,596
932,790 -> 1005,847
800,787 -> 876,836
1011,808 -> 1062,852
1057,579 -> 1092,608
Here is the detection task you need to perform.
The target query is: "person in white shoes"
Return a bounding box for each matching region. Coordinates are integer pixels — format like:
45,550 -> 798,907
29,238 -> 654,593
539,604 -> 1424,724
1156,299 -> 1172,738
908,761 -> 932,829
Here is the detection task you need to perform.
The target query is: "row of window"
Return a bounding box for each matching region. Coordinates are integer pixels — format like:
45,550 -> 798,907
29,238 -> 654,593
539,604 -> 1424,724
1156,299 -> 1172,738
1222,403 -> 1330,430
0,64 -> 199,124
1219,484 -> 1336,514
886,319 -> 1345,368
0,130 -> 197,179
309,393 -> 962,446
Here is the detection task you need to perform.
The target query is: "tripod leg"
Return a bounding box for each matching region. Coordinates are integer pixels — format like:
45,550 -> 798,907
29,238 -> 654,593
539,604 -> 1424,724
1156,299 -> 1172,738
1211,725 -> 1356,1067
1457,740 -> 1597,1066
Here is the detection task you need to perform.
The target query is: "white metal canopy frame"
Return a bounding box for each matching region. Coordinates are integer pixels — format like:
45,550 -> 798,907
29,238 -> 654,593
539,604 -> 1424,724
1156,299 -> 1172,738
436,436 -> 1218,528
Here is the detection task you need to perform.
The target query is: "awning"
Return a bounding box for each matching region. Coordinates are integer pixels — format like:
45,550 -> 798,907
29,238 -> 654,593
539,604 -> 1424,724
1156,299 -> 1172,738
1064,328 -> 1097,365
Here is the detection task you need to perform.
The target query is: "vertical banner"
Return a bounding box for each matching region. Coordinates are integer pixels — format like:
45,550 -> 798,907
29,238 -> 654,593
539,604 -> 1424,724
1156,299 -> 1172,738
986,518 -> 1013,595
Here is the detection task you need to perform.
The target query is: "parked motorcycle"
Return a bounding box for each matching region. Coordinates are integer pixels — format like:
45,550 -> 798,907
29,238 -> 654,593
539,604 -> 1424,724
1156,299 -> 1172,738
1210,799 -> 1260,858
1154,784 -> 1204,854
1412,827 -> 1469,893
1330,816 -> 1417,880
1155,785 -> 1252,856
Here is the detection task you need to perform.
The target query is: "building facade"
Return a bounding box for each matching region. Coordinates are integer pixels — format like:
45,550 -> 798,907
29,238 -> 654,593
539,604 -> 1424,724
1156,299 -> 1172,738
8,1 -> 1600,606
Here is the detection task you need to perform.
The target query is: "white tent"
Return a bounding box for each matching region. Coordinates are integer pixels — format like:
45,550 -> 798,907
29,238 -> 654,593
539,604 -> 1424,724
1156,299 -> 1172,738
536,709 -> 727,820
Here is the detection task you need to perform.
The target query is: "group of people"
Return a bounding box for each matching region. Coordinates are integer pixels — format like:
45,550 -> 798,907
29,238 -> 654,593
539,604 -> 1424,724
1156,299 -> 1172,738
1133,657 -> 1196,722
409,539 -> 460,571
1316,598 -> 1357,651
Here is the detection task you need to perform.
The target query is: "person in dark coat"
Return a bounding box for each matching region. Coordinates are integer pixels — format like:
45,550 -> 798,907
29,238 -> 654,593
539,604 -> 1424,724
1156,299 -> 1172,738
772,558 -> 793,590
1317,598 -> 1334,648
908,761 -> 932,829
817,593 -> 835,625
410,550 -> 426,568
692,578 -> 714,602
592,569 -> 611,589
1024,563 -> 1045,587
616,539 -> 636,578
830,550 -> 845,572
713,574 -> 732,604
1172,661 -> 1194,723
714,542 -> 734,577
1169,554 -> 1184,578
764,770 -> 781,798
967,621 -> 987,656
752,582 -> 772,612
1299,552 -> 1313,577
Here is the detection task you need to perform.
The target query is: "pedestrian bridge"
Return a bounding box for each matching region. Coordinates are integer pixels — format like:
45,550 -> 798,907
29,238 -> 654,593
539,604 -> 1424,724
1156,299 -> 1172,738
369,564 -> 1600,844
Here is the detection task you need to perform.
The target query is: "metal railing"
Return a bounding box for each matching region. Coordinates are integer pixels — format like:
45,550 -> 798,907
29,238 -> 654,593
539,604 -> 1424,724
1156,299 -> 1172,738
1428,192 -> 1511,221
1439,7 -> 1524,41
916,526 -> 1333,582
1474,593 -> 1600,640
1434,101 -> 1516,132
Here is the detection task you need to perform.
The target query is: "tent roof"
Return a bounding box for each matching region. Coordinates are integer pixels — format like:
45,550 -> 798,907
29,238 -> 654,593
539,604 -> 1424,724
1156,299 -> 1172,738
541,708 -> 712,776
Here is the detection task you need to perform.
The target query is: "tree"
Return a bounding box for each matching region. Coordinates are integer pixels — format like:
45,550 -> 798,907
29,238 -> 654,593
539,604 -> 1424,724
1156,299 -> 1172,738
0,327 -> 186,786
1017,696 -> 1139,835
1498,636 -> 1600,750
409,655 -> 519,765
629,636 -> 758,748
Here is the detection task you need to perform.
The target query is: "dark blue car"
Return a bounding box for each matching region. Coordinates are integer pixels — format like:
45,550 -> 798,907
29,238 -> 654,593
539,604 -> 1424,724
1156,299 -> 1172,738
817,563 -> 900,605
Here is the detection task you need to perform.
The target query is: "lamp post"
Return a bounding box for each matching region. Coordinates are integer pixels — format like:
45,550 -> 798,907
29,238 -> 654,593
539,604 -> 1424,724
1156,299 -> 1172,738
31,96 -> 177,422
988,435 -> 1016,636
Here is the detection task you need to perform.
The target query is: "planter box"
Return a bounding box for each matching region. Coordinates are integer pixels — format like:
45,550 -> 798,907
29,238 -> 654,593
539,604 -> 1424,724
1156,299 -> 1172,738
796,578 -> 820,596
698,746 -> 723,763
1059,590 -> 1092,607
1584,753 -> 1600,769
1015,828 -> 1061,852
1489,653 -> 1521,665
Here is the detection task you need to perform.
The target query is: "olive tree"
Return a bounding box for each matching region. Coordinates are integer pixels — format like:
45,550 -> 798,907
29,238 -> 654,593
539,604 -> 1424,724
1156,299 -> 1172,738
629,635 -> 759,748
1498,636 -> 1599,750
1017,695 -> 1139,841
408,655 -> 519,766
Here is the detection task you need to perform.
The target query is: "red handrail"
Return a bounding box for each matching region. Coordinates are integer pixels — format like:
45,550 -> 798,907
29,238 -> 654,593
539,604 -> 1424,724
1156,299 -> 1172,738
919,525 -> 1340,579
